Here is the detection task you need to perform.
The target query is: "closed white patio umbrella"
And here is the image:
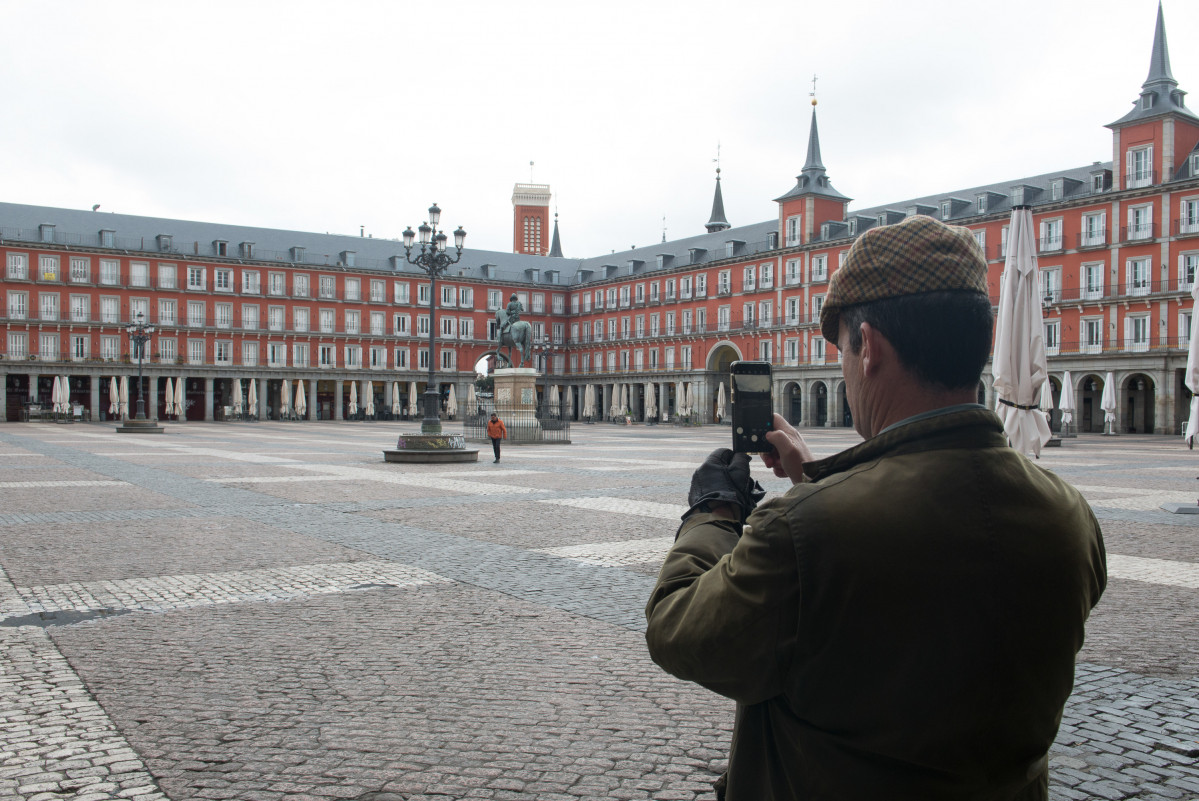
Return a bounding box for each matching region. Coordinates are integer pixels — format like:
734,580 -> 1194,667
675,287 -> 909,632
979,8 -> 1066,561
446,384 -> 457,418
348,381 -> 358,416
118,376 -> 130,419
1059,371 -> 1075,434
248,380 -> 258,419
294,380 -> 307,419
548,385 -> 558,416
51,375 -> 63,414
644,382 -> 656,420
364,381 -> 376,417
1039,377 -> 1055,429
1101,371 -> 1118,435
174,377 -> 184,420
408,381 -> 419,418
564,385 -> 573,419
582,384 -> 595,419
619,383 -> 629,417
232,379 -> 243,417
1184,284 -> 1199,446
392,381 -> 402,416
992,206 -> 1051,456
716,381 -> 727,422
163,377 -> 175,416
280,378 -> 291,419
109,376 -> 119,417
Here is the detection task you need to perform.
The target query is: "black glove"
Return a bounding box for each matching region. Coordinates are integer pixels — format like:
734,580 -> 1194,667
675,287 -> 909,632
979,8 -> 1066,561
684,448 -> 766,522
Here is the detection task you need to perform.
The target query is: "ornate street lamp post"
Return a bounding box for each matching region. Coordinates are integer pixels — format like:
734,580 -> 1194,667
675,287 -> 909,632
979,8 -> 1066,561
125,311 -> 156,420
401,203 -> 466,435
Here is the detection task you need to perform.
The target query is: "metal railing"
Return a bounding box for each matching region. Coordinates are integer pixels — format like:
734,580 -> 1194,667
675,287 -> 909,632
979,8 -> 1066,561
462,403 -> 570,444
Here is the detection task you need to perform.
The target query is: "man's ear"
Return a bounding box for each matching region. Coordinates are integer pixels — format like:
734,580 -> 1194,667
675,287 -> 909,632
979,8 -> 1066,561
858,321 -> 885,377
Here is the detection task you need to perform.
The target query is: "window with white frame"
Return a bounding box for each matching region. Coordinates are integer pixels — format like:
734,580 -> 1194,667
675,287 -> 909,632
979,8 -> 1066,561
1127,145 -> 1153,188
786,216 -> 800,246
6,252 -> 28,279
215,303 -> 232,329
593,320 -> 603,342
682,310 -> 692,334
158,299 -> 175,326
394,347 -> 408,368
1041,268 -> 1061,303
487,289 -> 502,310
787,297 -> 800,324
1082,262 -> 1105,300
811,254 -> 827,282
635,315 -> 644,338
606,288 -> 617,308
621,317 -> 631,339
269,306 -> 284,331
1039,219 -> 1063,251
293,343 -> 309,368
319,275 -> 337,299
650,314 -> 660,337
607,318 -> 617,340
1125,314 -> 1150,352
649,349 -> 658,369
812,336 -> 825,362
786,260 -> 801,285
760,263 -> 774,289
39,293 -> 59,321
214,269 -> 233,292
786,338 -> 799,365
1082,318 -> 1103,354
812,295 -> 825,319
268,343 -> 286,367
417,284 -> 431,305
370,346 -> 386,368
70,257 -> 91,283
441,284 -> 456,307
759,300 -> 773,326
319,309 -> 335,333
532,293 -> 545,313
187,300 -> 204,327
269,272 -> 286,296
665,312 -> 675,336
438,349 -> 455,371
418,315 -> 430,335
650,282 -> 660,302
241,342 -> 258,367
606,351 -> 617,371
293,307 -> 310,332
242,305 -> 259,330
742,302 -> 754,328
634,350 -> 644,371
1082,212 -> 1106,246
619,286 -> 630,307
743,265 -> 756,292
369,279 -> 385,302
440,316 -> 455,338
36,333 -> 57,361
461,318 -> 474,340
1181,198 -> 1199,234
665,280 -> 676,301
1181,252 -> 1199,289
129,297 -> 149,324
620,350 -> 630,371
759,340 -> 772,361
71,295 -> 90,322
719,270 -> 731,294
394,282 -> 410,304
972,230 -> 986,253
293,274 -> 310,298
681,346 -> 692,369
394,313 -> 409,335
1126,257 -> 1151,296
1182,311 -> 1194,348
102,259 -> 122,285
718,306 -> 730,332
7,290 -> 28,320
345,345 -> 362,368
1129,204 -> 1153,240
243,270 -> 261,294
634,285 -> 645,305
695,274 -> 707,297
665,348 -> 675,370
319,344 -> 336,367
215,341 -> 232,365
1044,320 -> 1060,356
38,255 -> 59,281
345,310 -> 360,335
97,334 -> 119,361
158,338 -> 175,363
370,311 -> 385,335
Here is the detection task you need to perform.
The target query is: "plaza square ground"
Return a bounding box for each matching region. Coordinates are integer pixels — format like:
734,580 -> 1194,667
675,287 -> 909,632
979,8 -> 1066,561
1,420 -> 1198,801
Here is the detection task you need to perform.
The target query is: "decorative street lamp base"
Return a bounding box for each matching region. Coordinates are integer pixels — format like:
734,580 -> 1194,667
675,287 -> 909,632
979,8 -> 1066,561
383,433 -> 478,464
115,419 -> 165,434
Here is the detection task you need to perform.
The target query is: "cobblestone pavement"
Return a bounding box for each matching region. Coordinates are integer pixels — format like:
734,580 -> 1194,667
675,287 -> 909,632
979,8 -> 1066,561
0,421 -> 1197,801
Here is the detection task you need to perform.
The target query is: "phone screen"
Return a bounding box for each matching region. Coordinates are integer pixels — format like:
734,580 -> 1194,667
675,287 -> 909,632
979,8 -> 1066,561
731,364 -> 773,453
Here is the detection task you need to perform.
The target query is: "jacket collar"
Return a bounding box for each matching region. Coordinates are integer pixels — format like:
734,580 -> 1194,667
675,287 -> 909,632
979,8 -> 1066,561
804,407 -> 1008,482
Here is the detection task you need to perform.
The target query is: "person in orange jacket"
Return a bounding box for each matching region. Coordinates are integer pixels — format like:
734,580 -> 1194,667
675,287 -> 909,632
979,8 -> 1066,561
486,412 -> 507,463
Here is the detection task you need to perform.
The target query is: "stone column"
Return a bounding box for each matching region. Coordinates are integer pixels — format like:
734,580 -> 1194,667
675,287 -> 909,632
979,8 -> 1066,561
334,380 -> 344,420
259,378 -> 268,420
204,378 -> 215,421
0,373 -> 6,422
148,374 -> 160,420
89,375 -> 101,421
384,381 -> 393,418
308,381 -> 318,421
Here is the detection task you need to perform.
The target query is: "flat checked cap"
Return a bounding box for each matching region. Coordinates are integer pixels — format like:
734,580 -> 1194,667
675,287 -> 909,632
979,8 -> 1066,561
819,214 -> 989,343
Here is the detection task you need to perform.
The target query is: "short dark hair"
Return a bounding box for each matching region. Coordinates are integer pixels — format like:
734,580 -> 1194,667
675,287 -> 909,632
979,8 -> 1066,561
841,290 -> 993,390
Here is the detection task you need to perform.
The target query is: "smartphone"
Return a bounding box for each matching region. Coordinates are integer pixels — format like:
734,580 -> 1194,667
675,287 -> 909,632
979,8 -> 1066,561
730,361 -> 773,453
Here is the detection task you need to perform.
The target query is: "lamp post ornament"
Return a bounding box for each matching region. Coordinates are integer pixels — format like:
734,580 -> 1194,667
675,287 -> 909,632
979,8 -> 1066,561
402,203 -> 467,435
125,311 -> 156,420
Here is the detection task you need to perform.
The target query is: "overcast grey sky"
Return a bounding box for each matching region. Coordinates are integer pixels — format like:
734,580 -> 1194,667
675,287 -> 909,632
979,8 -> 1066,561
3,0 -> 1196,258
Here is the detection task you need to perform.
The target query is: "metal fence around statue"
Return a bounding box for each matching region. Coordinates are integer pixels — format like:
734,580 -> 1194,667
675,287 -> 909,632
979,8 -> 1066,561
464,402 -> 571,445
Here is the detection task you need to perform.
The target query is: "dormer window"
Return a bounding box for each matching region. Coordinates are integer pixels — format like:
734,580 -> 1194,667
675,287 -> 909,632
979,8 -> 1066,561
1092,173 -> 1106,193
1142,93 -> 1155,110
240,242 -> 255,259
848,220 -> 857,236
1050,180 -> 1063,201
157,234 -> 173,252
766,231 -> 779,249
99,229 -> 115,248
940,201 -> 951,220
39,224 -> 55,243
977,195 -> 987,214
291,246 -> 306,262
1192,154 -> 1199,176
877,214 -> 887,227
340,250 -> 355,267
213,240 -> 228,257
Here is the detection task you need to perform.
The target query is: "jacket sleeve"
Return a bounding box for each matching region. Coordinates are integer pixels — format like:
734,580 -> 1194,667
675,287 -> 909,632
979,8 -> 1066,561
645,501 -> 799,704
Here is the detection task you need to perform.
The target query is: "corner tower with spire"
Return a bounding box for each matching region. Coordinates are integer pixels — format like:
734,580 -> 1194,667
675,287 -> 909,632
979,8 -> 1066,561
774,91 -> 850,247
1106,2 -> 1199,189
705,164 -> 730,233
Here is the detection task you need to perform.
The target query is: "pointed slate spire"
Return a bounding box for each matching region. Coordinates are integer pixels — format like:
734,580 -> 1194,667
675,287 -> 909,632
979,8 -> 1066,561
548,212 -> 563,258
705,168 -> 730,233
1108,2 -> 1198,127
774,105 -> 849,203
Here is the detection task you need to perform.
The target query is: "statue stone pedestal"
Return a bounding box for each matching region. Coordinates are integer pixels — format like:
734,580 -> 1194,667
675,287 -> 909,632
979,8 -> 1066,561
493,367 -> 544,442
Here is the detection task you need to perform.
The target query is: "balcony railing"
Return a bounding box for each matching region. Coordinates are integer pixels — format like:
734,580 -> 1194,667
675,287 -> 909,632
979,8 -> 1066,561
1121,223 -> 1158,243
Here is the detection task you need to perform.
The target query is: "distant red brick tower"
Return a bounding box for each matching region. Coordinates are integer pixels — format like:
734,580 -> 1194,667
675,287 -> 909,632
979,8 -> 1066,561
512,183 -> 552,256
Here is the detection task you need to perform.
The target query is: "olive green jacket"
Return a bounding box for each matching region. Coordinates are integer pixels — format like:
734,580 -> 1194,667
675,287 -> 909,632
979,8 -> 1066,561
646,408 -> 1106,800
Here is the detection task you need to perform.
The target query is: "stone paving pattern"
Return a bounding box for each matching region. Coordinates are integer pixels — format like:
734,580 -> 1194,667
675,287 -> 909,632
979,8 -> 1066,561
0,421 -> 1197,800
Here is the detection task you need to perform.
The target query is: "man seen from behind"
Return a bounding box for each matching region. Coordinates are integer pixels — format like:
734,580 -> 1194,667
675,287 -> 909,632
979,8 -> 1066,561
645,215 -> 1107,800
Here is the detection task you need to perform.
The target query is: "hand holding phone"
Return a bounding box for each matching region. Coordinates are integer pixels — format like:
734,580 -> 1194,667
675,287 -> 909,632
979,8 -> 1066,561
730,361 -> 773,454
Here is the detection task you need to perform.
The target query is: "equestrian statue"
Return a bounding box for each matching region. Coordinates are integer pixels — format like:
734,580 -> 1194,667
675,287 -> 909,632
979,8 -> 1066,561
493,293 -> 534,368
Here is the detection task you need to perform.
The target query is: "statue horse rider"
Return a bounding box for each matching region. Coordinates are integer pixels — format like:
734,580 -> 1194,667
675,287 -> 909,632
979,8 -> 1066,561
495,293 -> 534,368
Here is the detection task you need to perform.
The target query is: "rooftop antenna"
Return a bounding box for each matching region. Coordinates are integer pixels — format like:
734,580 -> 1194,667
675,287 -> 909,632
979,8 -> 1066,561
662,215 -> 667,243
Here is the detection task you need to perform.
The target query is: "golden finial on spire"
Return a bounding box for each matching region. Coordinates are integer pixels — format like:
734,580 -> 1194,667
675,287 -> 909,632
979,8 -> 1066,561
810,74 -> 818,106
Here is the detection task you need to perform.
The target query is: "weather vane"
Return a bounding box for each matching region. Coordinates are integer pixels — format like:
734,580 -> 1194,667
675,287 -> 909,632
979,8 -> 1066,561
810,74 -> 818,106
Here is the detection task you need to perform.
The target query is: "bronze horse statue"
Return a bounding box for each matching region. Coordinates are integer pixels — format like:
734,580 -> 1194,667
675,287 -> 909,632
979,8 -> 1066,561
494,309 -> 535,368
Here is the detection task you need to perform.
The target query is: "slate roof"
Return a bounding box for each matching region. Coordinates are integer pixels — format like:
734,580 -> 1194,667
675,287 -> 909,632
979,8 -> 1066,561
1108,2 -> 1199,127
